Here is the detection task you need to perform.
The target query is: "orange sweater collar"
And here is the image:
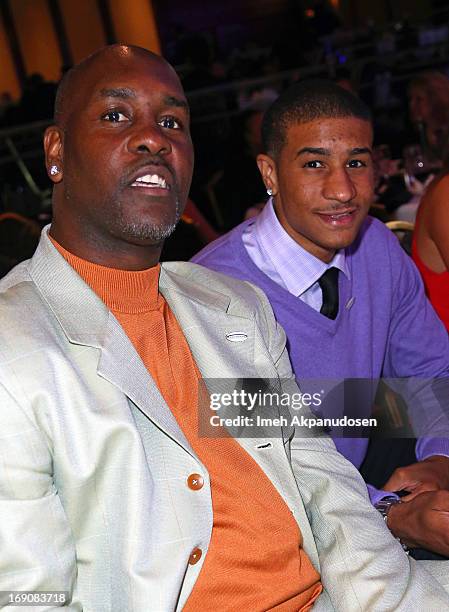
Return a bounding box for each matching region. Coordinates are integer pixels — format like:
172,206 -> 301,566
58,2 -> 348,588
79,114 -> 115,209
49,235 -> 161,314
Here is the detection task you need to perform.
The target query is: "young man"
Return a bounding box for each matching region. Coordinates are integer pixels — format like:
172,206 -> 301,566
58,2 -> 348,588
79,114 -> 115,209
193,80 -> 449,558
0,48 -> 448,610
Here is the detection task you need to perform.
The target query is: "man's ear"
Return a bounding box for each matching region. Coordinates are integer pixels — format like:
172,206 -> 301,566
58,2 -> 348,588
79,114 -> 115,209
44,125 -> 64,183
256,153 -> 278,196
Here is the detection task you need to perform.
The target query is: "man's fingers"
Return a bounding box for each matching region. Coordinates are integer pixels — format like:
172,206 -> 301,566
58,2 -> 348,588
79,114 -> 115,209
382,471 -> 419,492
381,459 -> 449,493
401,484 -> 438,501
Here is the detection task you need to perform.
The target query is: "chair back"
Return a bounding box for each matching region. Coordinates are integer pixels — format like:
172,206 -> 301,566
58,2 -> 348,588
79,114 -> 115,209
385,220 -> 415,255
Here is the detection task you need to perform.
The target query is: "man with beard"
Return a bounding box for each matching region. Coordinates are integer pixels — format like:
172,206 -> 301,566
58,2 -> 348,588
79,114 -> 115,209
0,47 -> 448,611
193,80 -> 449,560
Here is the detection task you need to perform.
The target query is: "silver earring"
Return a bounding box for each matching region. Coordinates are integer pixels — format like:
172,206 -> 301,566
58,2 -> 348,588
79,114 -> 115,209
50,165 -> 59,176
266,188 -> 273,196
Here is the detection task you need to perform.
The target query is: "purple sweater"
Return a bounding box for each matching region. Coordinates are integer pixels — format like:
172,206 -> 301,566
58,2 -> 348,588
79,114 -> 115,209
193,216 -> 449,504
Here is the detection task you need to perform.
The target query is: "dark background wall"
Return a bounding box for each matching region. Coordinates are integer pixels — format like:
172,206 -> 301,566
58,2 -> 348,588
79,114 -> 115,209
0,0 -> 442,100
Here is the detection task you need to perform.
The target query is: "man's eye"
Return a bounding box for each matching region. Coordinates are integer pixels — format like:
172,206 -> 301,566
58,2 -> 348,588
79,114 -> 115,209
102,111 -> 127,122
347,159 -> 366,168
303,160 -> 324,168
159,116 -> 181,129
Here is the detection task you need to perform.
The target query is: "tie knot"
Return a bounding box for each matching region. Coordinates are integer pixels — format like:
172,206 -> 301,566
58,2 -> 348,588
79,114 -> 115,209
318,267 -> 339,319
318,266 -> 339,289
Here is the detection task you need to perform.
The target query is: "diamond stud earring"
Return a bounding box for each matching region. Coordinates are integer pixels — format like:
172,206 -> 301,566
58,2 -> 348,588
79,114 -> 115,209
50,165 -> 59,176
266,188 -> 273,196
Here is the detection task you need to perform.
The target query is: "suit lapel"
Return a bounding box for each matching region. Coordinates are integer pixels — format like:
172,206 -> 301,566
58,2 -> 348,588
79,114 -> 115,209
96,314 -> 193,453
159,264 -> 258,379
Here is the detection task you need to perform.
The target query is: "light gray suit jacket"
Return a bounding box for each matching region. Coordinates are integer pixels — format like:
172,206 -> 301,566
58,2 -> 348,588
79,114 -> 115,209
0,229 -> 448,611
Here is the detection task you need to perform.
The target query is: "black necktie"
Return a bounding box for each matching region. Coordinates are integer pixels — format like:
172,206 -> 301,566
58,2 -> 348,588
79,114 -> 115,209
318,267 -> 339,320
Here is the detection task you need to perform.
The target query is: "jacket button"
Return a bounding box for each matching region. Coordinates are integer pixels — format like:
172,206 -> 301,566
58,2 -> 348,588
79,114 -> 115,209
187,473 -> 204,490
189,548 -> 202,565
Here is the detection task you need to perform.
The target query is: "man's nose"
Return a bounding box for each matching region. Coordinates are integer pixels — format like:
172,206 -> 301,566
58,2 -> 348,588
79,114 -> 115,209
127,123 -> 172,156
322,168 -> 356,203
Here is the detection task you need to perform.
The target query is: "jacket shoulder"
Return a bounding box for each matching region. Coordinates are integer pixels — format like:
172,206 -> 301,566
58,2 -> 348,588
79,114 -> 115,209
162,260 -> 269,310
0,260 -> 59,349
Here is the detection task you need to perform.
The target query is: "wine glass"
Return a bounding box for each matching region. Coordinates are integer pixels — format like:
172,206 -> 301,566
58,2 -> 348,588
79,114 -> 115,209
403,145 -> 440,194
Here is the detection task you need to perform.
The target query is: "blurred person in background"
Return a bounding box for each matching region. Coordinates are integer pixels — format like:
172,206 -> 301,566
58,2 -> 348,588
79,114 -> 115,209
372,72 -> 449,222
408,71 -> 449,164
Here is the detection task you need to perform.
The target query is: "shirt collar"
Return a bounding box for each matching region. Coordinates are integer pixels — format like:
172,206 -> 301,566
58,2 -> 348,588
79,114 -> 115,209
254,198 -> 350,297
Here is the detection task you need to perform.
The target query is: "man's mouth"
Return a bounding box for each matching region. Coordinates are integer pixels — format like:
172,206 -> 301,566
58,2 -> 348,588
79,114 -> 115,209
316,208 -> 358,226
130,173 -> 170,190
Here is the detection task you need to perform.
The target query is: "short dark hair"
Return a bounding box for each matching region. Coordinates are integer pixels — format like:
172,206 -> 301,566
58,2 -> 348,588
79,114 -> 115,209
262,79 -> 372,158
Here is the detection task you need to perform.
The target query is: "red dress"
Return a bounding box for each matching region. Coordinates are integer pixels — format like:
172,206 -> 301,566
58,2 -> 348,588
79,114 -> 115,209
412,229 -> 449,332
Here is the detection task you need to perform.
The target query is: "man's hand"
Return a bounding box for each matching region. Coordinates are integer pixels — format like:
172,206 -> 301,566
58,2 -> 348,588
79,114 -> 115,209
386,490 -> 449,556
383,456 -> 449,501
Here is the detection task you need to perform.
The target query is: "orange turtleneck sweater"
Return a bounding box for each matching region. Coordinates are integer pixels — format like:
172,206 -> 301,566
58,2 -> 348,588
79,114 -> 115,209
51,237 -> 322,611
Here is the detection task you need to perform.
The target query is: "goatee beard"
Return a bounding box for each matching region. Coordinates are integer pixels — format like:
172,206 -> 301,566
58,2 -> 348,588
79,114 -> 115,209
115,193 -> 183,243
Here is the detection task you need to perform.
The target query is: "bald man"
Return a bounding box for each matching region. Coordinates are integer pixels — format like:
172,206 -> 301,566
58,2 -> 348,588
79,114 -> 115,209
0,45 -> 448,611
